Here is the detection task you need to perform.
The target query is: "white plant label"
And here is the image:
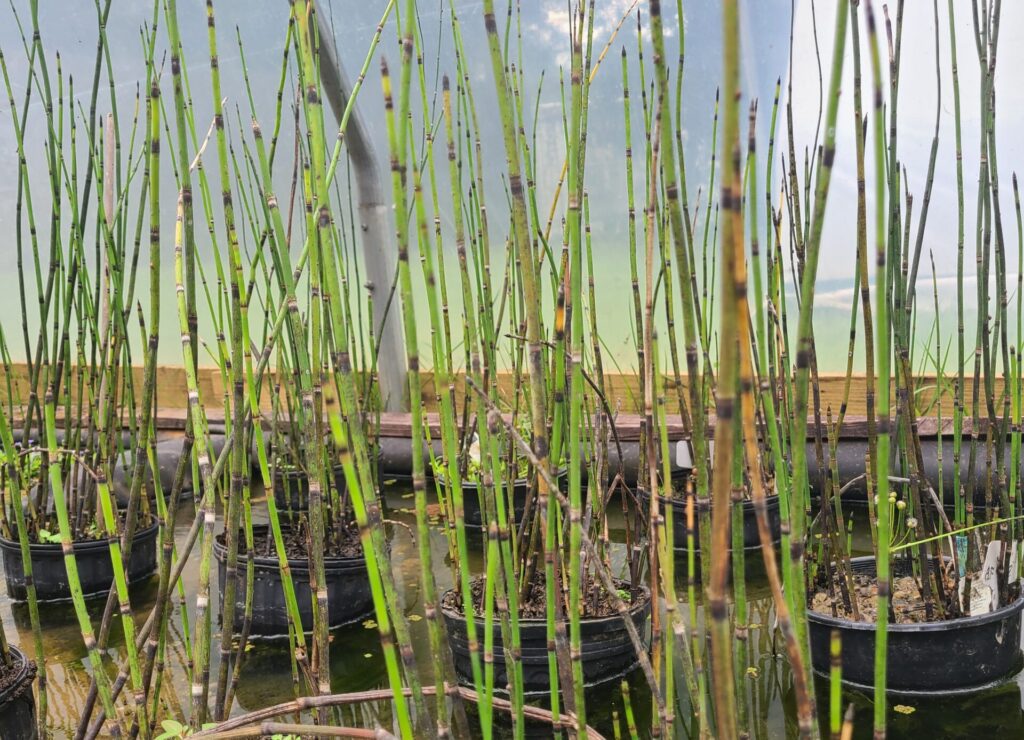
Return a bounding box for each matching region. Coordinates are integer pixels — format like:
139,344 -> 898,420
675,440 -> 688,468
970,582 -> 994,617
958,541 -> 1003,616
982,540 -> 1001,613
959,577 -> 994,617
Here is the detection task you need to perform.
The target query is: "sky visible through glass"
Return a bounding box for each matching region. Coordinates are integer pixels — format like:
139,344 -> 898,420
1,0 -> 1021,373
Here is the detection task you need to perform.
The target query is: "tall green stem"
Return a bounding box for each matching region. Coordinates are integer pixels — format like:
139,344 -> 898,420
864,1 -> 892,732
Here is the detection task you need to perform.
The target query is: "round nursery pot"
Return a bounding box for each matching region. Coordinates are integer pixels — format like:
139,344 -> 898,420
215,526 -> 374,637
438,467 -> 567,530
637,488 -> 781,553
441,584 -> 651,696
808,556 -> 1024,695
806,438 -> 995,509
0,645 -> 37,740
272,464 -> 347,514
0,522 -> 159,602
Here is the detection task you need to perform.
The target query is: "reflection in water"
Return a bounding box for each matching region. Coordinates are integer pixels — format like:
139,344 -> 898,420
802,677 -> 1024,740
234,629 -> 388,727
1,482 -> 1022,736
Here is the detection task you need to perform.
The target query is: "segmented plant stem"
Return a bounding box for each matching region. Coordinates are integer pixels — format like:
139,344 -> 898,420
864,0 -> 892,732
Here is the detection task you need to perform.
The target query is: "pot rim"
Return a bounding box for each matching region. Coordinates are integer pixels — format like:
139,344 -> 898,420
817,669 -> 1024,698
439,580 -> 652,627
637,487 -> 780,508
808,556 -> 1024,632
0,519 -> 159,554
436,464 -> 569,490
273,462 -> 347,479
213,525 -> 366,569
0,644 -> 37,707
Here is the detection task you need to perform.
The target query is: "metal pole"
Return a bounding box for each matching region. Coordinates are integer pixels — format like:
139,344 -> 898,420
314,6 -> 408,411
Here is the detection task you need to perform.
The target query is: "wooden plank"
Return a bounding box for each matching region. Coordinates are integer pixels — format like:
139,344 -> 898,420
0,362 -> 1003,437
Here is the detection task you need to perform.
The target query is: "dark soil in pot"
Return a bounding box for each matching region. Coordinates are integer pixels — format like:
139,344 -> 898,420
636,487 -> 781,553
215,523 -> 373,637
808,555 -> 1024,694
441,576 -> 651,696
0,520 -> 159,601
0,645 -> 37,740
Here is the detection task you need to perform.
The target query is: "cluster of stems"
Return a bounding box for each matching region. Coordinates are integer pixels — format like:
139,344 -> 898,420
3,2 -> 1022,739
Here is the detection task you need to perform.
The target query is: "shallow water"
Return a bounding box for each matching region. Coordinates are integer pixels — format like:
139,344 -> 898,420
2,484 -> 1023,738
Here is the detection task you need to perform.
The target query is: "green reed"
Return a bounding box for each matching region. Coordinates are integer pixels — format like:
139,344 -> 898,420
11,3 -> 1023,738
0,42 -> 50,735
0,4 -> 176,734
381,1 -> 463,732
301,2 -> 429,734
479,0 -> 568,727
863,0 -> 892,730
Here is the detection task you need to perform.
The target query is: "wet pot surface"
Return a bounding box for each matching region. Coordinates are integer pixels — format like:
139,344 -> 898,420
438,468 -> 567,530
0,521 -> 159,602
808,556 -> 1024,694
0,644 -> 37,740
637,488 -> 781,552
215,525 -> 374,637
441,583 -> 652,696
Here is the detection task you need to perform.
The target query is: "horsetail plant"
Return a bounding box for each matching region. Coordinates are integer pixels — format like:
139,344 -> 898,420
10,2 -> 1024,739
293,1 -> 429,733
381,1 -> 467,732
865,1 -> 892,730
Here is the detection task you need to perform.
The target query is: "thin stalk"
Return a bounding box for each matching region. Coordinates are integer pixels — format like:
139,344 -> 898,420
565,1 -> 589,731
382,4 -> 458,729
196,0 -> 250,720
864,1 -> 892,733
480,0 -> 562,720
292,1 -> 426,733
787,0 -> 850,688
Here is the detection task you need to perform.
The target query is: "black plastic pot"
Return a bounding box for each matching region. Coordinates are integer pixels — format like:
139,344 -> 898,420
808,556 -> 1024,695
0,521 -> 159,602
272,464 -> 348,514
0,645 -> 37,740
437,468 -> 567,530
442,584 -> 651,696
805,438 -> 1001,508
113,435 -> 205,506
636,488 -> 781,552
215,526 -> 374,637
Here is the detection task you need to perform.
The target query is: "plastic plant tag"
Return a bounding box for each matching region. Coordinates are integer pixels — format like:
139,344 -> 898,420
955,535 -> 968,577
675,439 -> 691,468
971,583 -> 994,617
958,578 -> 994,617
981,541 -> 1001,613
954,542 -> 1002,617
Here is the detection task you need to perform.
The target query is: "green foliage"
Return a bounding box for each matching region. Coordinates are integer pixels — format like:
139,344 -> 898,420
154,719 -> 188,740
429,444 -> 531,484
155,720 -> 217,739
36,529 -> 60,544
